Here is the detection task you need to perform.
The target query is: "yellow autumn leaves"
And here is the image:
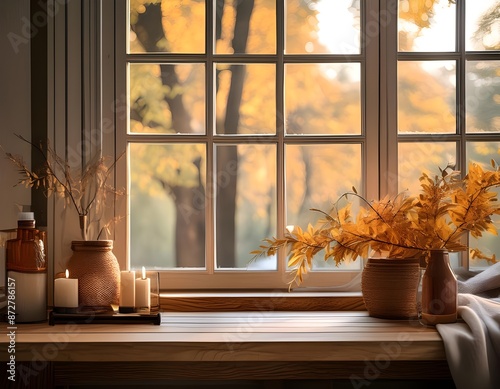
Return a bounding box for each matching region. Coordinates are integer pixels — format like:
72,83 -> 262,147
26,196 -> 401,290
253,161 -> 500,287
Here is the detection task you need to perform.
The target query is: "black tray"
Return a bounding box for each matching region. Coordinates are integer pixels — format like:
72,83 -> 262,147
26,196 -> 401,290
49,310 -> 161,325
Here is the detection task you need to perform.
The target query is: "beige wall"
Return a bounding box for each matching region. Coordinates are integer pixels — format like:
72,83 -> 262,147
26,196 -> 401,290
0,0 -> 31,230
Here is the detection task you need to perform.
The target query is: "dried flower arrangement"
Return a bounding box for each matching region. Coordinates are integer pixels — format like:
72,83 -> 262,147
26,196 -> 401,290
3,134 -> 124,241
253,162 -> 500,287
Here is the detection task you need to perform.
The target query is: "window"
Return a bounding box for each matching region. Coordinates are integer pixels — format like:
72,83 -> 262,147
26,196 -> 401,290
115,0 -> 500,290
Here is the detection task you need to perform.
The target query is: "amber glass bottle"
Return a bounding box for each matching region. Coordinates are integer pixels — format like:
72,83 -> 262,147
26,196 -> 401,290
6,212 -> 47,322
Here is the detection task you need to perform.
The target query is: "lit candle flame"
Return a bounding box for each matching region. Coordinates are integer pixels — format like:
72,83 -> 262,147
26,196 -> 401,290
65,269 -> 69,278
142,266 -> 146,280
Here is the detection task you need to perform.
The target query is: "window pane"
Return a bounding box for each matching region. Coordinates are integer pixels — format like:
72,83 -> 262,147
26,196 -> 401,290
215,0 -> 276,54
466,0 -> 500,51
285,63 -> 361,135
398,142 -> 456,193
398,61 -> 456,134
129,0 -> 205,54
286,144 -> 362,226
215,144 -> 277,270
129,63 -> 205,134
285,0 -> 361,54
286,144 -> 362,270
215,64 -> 276,135
466,61 -> 500,133
130,143 -> 206,269
467,142 -> 500,269
398,0 -> 456,52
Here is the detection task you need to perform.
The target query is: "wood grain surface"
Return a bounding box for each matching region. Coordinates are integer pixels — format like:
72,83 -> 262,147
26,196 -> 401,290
0,311 -> 453,386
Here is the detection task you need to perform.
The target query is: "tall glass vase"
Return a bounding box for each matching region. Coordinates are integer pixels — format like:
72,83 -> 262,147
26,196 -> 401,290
419,249 -> 458,325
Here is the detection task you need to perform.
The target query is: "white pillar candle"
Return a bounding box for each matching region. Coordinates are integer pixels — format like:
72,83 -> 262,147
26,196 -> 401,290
54,269 -> 78,308
135,266 -> 150,311
119,270 -> 136,310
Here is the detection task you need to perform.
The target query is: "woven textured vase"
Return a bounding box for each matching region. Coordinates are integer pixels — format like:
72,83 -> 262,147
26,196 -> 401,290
67,240 -> 120,310
361,258 -> 421,319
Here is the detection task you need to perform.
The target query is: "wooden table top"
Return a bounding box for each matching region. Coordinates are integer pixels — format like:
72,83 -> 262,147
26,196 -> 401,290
1,311 -> 446,362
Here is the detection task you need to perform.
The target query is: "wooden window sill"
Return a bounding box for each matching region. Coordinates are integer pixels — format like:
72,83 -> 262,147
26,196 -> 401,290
160,291 -> 366,311
1,311 -> 452,386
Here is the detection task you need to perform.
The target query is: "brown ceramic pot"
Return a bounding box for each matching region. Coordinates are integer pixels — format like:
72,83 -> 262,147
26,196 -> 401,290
420,249 -> 457,325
